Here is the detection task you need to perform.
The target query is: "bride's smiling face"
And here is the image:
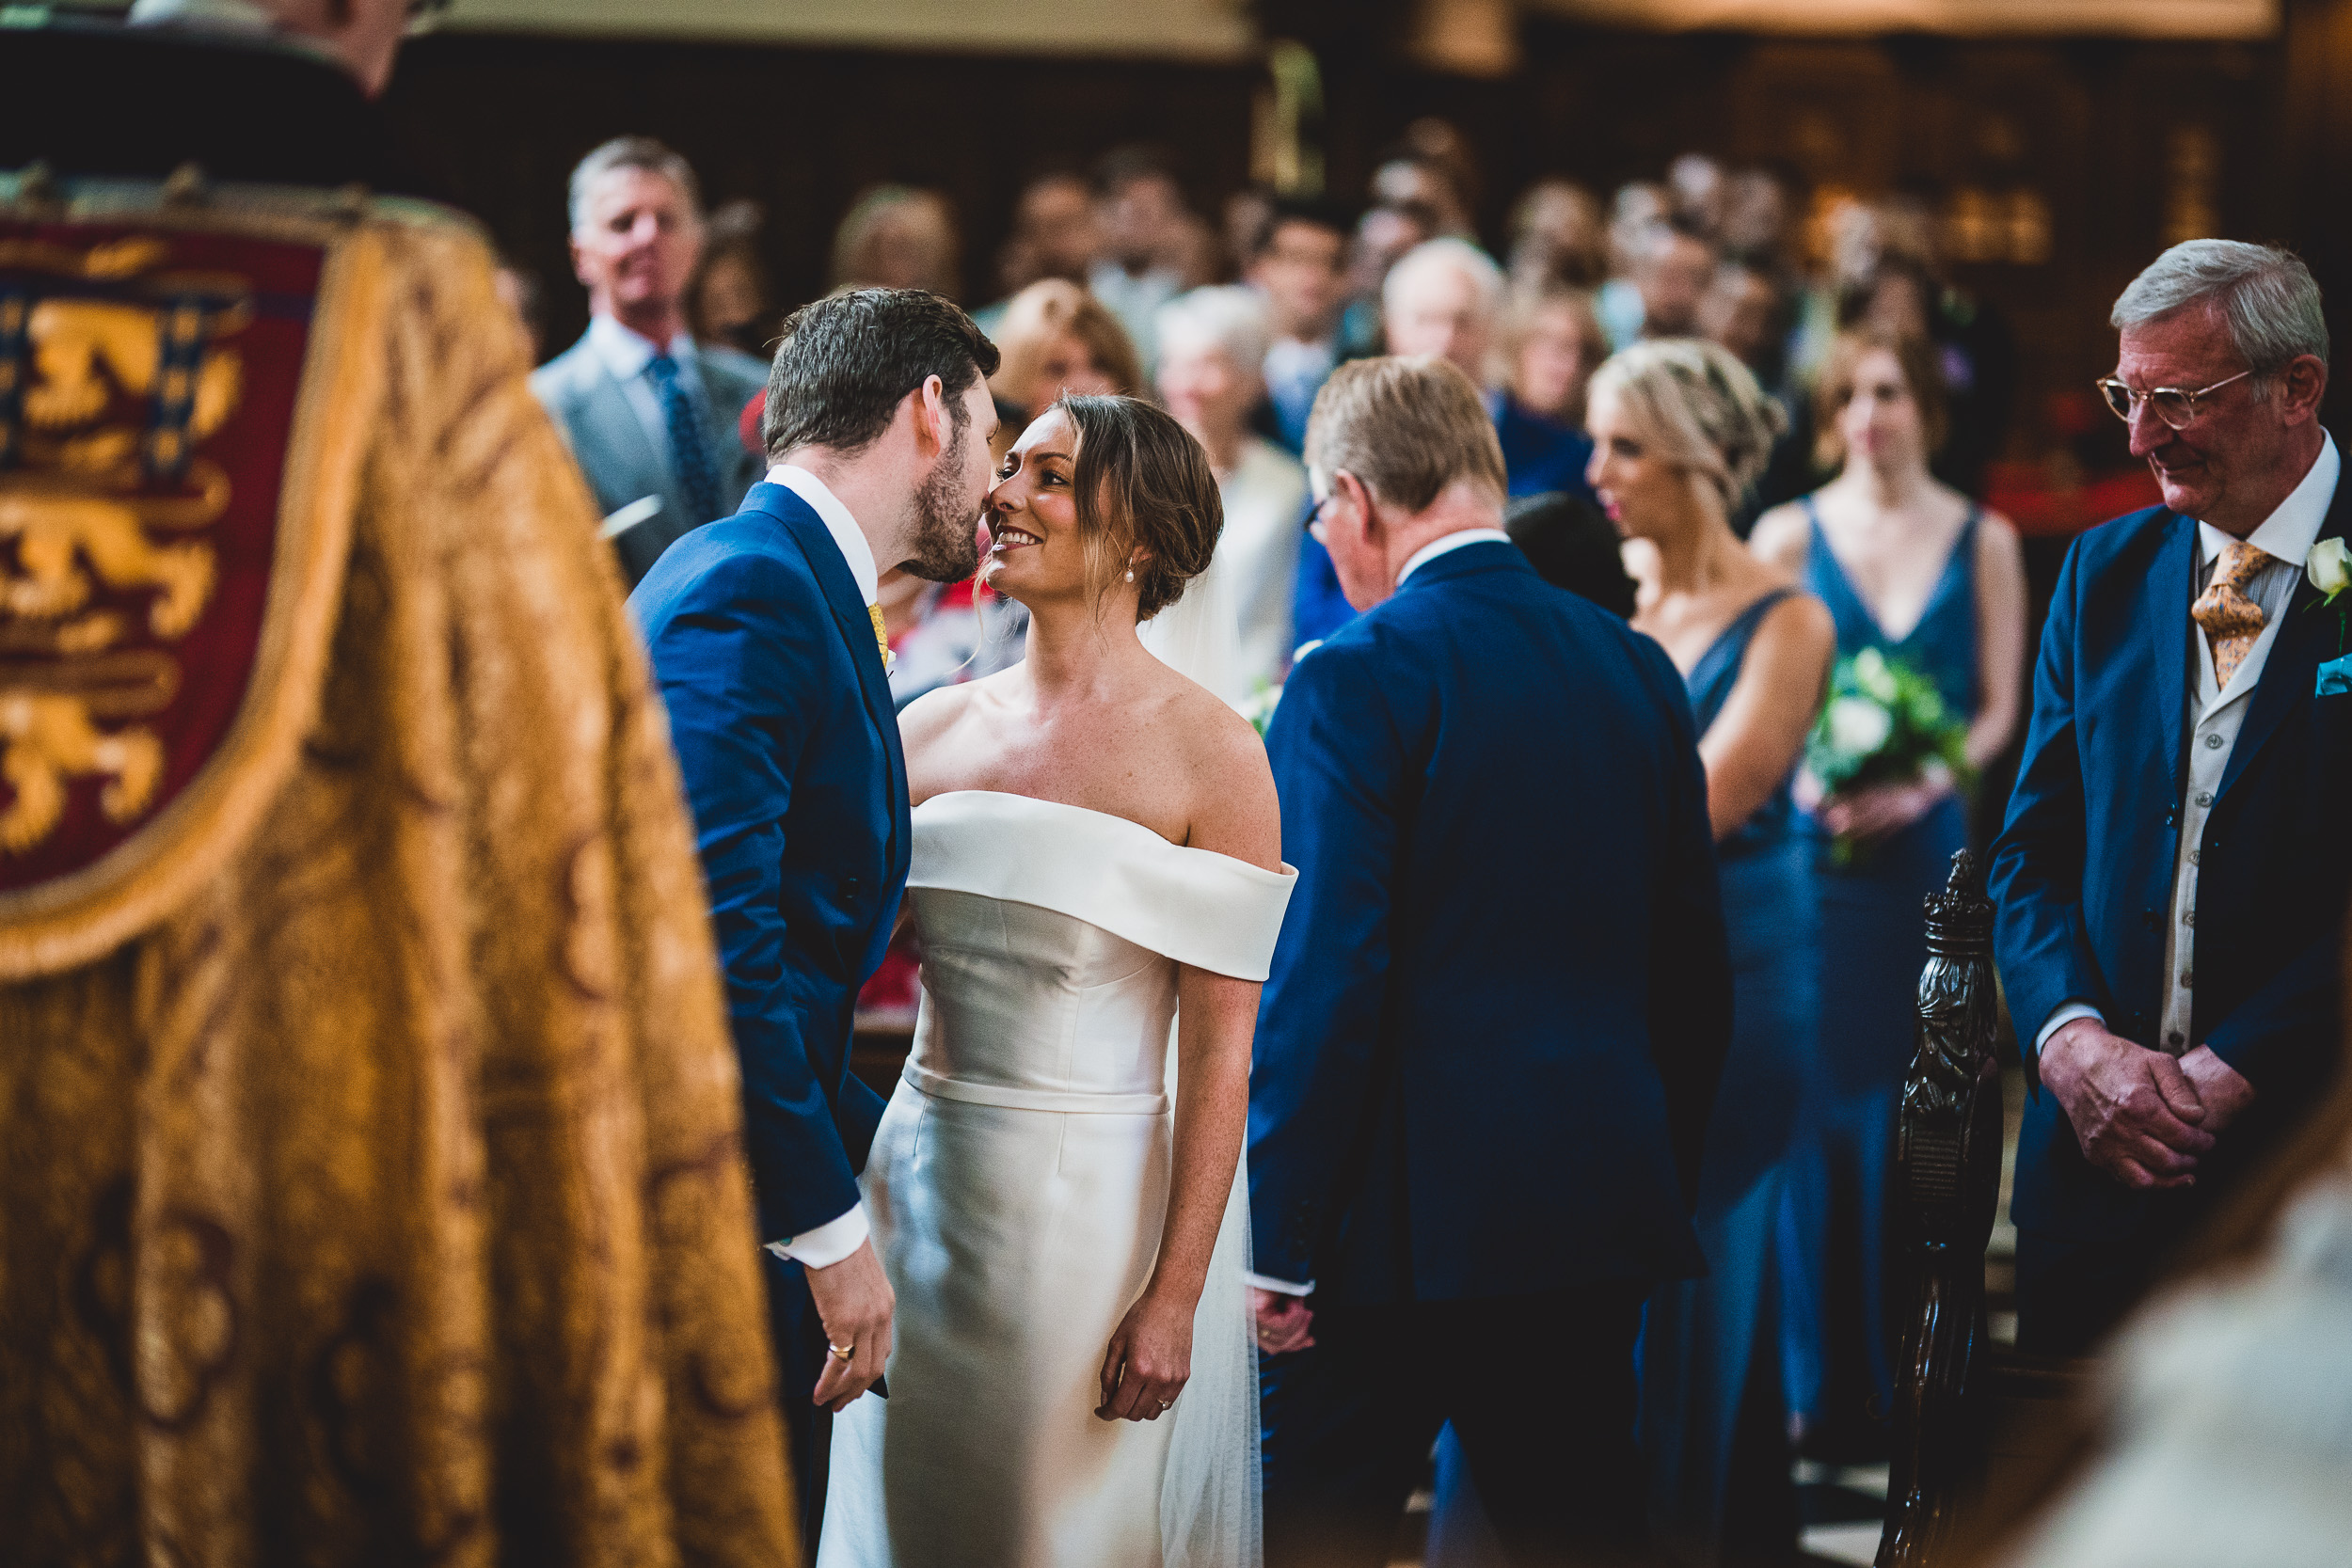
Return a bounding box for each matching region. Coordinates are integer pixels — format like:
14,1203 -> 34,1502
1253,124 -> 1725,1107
983,407 -> 1100,610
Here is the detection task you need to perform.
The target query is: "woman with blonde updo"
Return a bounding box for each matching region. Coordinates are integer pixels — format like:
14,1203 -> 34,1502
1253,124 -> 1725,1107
1430,341 -> 1831,1568
1588,341 -> 1836,1566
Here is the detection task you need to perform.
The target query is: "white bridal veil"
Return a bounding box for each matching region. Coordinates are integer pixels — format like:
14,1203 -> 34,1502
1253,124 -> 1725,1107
1139,545 -> 1264,1568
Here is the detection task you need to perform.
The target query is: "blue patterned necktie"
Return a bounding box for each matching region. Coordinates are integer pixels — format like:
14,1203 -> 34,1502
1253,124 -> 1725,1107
645,350 -> 724,525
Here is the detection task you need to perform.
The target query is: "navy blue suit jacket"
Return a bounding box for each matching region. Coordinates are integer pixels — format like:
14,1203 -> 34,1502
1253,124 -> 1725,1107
1990,482 -> 2352,1244
629,483 -> 905,1243
1249,541 -> 1733,1304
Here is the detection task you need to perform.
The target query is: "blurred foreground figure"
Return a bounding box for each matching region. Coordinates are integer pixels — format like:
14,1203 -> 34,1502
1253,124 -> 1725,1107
0,7 -> 798,1564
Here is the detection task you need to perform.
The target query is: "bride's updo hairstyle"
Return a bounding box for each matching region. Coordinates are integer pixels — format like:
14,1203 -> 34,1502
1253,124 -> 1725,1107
1586,339 -> 1787,522
1056,393 -> 1224,622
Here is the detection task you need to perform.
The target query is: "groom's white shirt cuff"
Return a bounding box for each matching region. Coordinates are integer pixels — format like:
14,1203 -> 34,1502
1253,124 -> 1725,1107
770,463 -> 881,608
1244,1271 -> 1313,1296
767,1204 -> 870,1270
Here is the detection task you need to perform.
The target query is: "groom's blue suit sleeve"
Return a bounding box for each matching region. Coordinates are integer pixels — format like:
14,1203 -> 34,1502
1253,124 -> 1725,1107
645,551 -> 864,1243
1248,639 -> 1402,1285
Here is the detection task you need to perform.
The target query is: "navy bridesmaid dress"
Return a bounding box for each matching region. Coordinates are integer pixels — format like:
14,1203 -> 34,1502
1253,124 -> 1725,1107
1784,501 -> 1979,1449
1428,589 -> 1821,1567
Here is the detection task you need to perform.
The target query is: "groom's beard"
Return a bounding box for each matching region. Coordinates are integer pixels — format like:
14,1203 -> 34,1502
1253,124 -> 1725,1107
898,421 -> 984,583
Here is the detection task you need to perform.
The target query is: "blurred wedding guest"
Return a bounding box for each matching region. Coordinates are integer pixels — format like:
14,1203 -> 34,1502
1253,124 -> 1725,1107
1637,220 -> 1721,343
1251,356 -> 1732,1568
1835,236 -> 2017,499
1224,184 -> 1279,281
975,167 -> 1101,335
0,5 -> 797,1557
1385,239 -> 1595,498
1502,489 -> 1638,619
984,277 -> 1141,459
1089,144 -> 1192,372
532,136 -> 767,587
1374,149 -> 1474,240
831,182 -> 960,296
1502,283 -> 1610,431
689,197 -> 773,358
1295,242 -> 1598,648
1597,182 -> 1668,349
494,257 -> 545,363
1156,285 -> 1311,696
1506,176 -> 1610,292
1336,199 -> 1436,360
1247,196 -> 1353,451
1751,325 -> 2026,1451
1989,240 -> 2352,1357
1667,151 -> 1729,241
1721,166 -> 1798,271
1701,259 -> 1788,386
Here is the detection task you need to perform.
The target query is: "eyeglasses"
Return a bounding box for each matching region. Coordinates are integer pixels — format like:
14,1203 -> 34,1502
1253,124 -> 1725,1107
1305,492 -> 1337,543
2094,369 -> 2252,430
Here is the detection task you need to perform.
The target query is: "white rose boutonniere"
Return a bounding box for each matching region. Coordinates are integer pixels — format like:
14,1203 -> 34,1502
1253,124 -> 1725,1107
2311,538 -> 2352,695
2311,537 -> 2352,599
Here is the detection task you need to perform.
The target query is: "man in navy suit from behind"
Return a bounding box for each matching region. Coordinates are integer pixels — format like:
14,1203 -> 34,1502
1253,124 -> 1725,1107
1248,356 -> 1733,1568
629,290 -> 999,1552
1991,240 -> 2352,1355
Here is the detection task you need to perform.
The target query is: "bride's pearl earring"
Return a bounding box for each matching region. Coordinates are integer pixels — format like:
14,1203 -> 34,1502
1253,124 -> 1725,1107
1125,569 -> 1135,582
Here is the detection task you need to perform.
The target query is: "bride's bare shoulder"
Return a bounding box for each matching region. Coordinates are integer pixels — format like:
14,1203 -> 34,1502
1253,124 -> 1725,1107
898,675 -> 999,755
1158,681 -> 1281,871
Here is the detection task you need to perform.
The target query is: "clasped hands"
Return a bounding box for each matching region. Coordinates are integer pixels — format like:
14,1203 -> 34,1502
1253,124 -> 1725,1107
2041,1018 -> 2256,1190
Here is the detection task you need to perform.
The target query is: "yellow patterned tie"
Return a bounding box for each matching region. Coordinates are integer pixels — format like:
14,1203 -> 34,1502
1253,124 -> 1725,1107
867,603 -> 895,674
2191,537 -> 2270,689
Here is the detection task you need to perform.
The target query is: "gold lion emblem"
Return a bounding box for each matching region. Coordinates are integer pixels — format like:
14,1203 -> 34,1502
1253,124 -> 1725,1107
0,245 -> 248,860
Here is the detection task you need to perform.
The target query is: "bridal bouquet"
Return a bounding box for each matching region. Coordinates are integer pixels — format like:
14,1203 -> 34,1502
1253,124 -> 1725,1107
1805,647 -> 1971,863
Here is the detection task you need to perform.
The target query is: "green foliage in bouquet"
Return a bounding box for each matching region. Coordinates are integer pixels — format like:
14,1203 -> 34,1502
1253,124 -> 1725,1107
1805,647 -> 1971,798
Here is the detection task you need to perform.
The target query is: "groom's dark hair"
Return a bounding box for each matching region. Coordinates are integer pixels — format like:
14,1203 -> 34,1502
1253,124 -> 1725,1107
763,289 -> 1001,460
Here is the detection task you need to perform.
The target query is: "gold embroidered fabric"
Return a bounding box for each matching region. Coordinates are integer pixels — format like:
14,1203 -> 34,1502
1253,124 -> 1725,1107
0,195 -> 798,1566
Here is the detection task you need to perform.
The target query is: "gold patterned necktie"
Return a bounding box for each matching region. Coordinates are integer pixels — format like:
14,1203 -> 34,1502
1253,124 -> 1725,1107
2190,537 -> 2271,689
866,603 -> 895,675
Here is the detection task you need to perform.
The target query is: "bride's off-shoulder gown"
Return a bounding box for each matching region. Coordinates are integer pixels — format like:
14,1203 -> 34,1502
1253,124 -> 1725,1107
819,791 -> 1296,1568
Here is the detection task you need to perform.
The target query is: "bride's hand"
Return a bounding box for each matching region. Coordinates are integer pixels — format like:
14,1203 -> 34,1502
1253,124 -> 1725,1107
1096,1287 -> 1194,1422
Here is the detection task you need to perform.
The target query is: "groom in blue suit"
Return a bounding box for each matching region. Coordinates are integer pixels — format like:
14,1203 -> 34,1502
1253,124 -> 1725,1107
629,290 -> 999,1550
1248,356 -> 1733,1568
1992,241 -> 2352,1355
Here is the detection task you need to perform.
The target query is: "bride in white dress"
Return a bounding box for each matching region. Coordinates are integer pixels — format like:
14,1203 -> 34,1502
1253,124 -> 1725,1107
818,394 -> 1295,1568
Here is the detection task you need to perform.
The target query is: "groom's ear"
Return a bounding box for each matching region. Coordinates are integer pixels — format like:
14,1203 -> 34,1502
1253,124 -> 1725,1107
909,373 -> 951,456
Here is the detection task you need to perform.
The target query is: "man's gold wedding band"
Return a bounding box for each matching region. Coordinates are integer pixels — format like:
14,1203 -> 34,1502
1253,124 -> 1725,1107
828,1342 -> 855,1361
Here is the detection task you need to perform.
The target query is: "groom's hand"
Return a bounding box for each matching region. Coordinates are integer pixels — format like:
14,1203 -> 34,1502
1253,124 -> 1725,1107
809,1240 -> 895,1412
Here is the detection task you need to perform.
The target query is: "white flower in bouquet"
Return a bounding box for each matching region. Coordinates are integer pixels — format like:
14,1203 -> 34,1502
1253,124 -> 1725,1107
1851,646 -> 1899,704
2310,537 -> 2352,599
1825,694 -> 1893,757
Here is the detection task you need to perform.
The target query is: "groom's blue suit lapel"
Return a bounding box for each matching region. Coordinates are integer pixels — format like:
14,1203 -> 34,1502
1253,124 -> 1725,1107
741,483 -> 913,932
2219,475 -> 2351,802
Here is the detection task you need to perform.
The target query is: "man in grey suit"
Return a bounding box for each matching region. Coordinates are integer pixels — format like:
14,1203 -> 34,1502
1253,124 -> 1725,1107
532,136 -> 769,587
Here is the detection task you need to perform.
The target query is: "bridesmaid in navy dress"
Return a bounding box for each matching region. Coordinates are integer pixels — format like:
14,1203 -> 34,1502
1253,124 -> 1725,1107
1430,340 -> 1834,1568
1752,326 -> 2026,1457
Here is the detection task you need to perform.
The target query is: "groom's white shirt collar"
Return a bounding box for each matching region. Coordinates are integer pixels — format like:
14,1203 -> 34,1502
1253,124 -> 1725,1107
771,463 -> 882,608
1395,527 -> 1512,588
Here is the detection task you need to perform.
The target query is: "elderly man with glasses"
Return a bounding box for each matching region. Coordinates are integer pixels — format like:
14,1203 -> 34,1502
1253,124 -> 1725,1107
1990,239 -> 2352,1356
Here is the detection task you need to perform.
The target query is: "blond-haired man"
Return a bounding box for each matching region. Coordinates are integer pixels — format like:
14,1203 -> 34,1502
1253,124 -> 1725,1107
1247,356 -> 1733,1568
